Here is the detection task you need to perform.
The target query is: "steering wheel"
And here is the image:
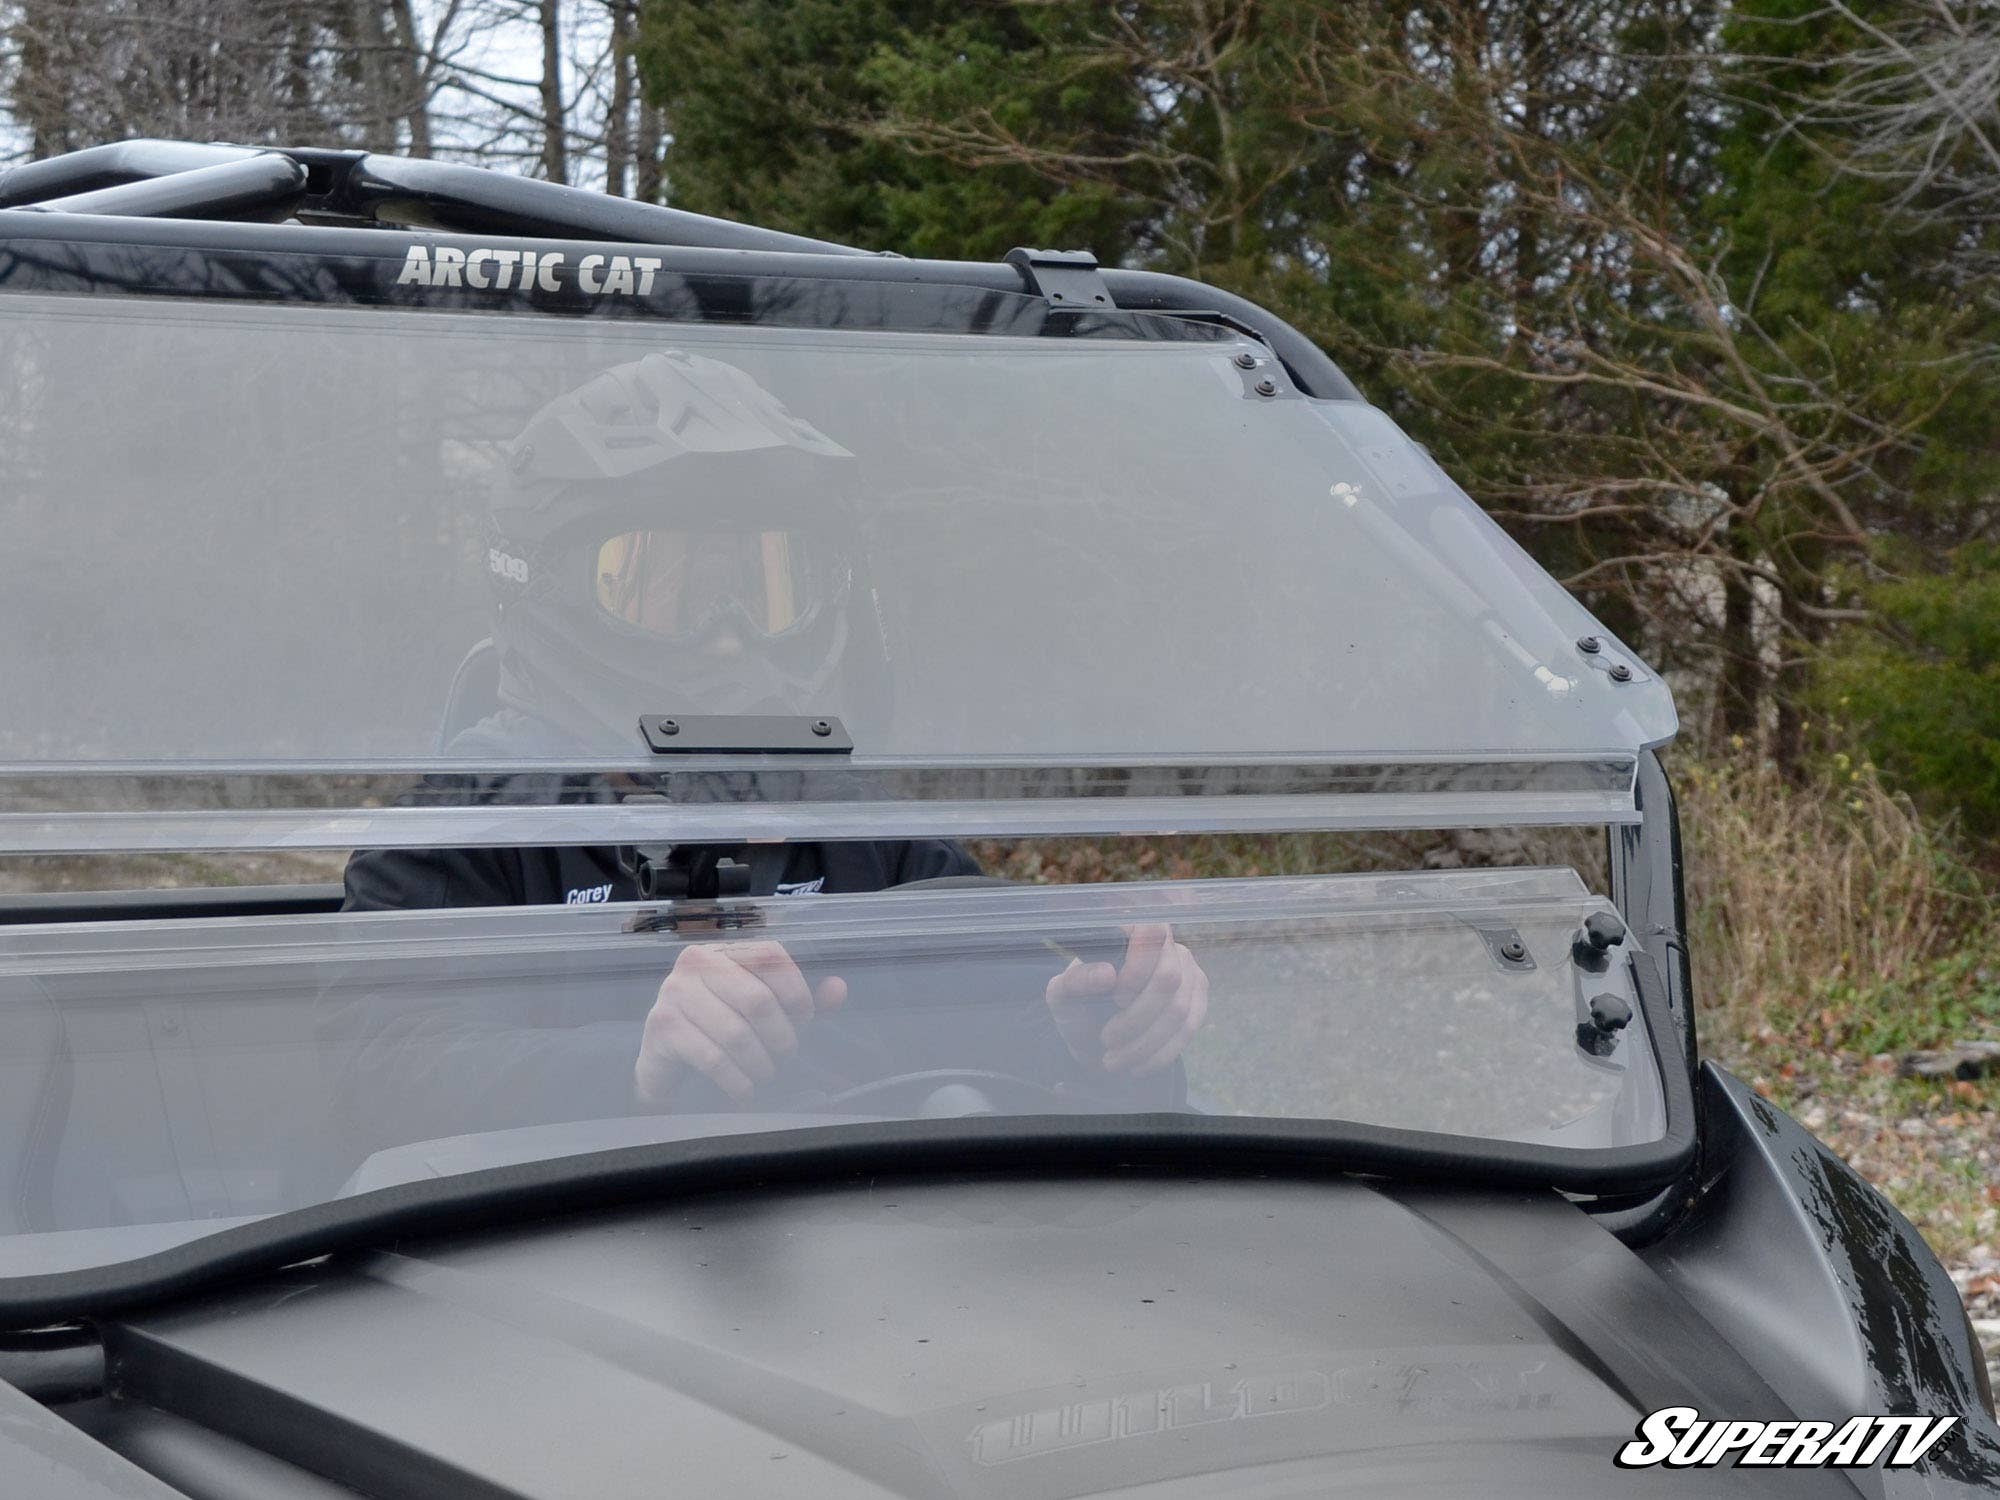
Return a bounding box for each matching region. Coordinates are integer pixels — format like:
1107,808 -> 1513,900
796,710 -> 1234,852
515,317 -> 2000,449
764,874 -> 1182,1116
810,1067 -> 1085,1117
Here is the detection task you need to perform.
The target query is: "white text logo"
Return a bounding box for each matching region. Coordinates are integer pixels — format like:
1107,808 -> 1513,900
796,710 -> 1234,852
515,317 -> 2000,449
1615,1407 -> 1959,1469
396,244 -> 663,297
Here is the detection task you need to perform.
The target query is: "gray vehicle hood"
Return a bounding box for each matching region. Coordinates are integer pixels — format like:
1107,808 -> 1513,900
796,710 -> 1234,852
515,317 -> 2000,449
76,1173 -> 1873,1499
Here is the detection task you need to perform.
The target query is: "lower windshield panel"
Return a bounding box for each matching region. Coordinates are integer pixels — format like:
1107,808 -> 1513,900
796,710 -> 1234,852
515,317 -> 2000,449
0,869 -> 1665,1278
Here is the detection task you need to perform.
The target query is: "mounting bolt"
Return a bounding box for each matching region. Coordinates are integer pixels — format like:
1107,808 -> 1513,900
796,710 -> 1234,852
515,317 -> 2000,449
659,719 -> 679,736
1609,663 -> 1633,683
1254,378 -> 1278,397
1233,351 -> 1258,369
811,719 -> 833,737
1576,635 -> 1602,655
1500,938 -> 1528,963
1587,992 -> 1634,1032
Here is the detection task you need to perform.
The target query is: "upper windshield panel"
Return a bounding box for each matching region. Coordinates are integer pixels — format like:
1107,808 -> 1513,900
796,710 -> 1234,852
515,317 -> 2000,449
0,869 -> 1664,1281
0,290 -> 1672,845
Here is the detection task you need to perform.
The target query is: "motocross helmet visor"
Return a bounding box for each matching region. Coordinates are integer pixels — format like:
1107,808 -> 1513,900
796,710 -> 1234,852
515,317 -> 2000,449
591,524 -> 849,644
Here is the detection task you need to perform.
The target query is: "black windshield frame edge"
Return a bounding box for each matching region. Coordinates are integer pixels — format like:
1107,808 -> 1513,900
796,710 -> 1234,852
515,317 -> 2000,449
0,208 -> 1363,400
1593,751 -> 1701,1244
0,1038 -> 1694,1332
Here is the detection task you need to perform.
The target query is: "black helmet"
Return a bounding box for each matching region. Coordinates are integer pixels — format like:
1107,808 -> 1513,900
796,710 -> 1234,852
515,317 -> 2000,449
484,350 -> 868,747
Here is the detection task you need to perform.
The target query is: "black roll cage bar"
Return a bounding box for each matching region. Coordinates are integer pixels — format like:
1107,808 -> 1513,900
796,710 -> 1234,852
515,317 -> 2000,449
0,139 -> 872,254
0,138 -> 1363,402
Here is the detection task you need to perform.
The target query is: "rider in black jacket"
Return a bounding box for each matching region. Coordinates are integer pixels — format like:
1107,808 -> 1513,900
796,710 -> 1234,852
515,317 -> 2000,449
326,351 -> 1206,1152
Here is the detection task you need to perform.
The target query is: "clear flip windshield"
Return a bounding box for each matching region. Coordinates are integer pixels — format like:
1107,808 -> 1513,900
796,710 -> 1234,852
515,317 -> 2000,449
0,869 -> 1664,1279
0,290 -> 1674,850
0,270 -> 1682,1293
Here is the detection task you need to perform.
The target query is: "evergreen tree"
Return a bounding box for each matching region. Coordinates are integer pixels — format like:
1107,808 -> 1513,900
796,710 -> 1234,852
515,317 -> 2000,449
635,0 -> 1141,257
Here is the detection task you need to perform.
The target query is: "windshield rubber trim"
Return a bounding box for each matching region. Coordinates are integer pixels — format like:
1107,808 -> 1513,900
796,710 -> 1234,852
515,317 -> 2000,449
1594,754 -> 1704,1246
0,994 -> 1694,1331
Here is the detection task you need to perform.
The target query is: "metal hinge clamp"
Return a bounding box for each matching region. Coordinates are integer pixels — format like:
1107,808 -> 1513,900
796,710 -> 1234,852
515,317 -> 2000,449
1005,247 -> 1113,308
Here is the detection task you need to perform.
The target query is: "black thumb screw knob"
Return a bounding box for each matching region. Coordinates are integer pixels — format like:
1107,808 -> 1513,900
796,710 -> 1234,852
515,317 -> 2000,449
1588,992 -> 1634,1031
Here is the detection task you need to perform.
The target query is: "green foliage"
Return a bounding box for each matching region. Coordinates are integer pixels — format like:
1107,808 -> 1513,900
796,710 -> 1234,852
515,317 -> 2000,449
1797,942 -> 2000,1058
1713,0 -> 2000,524
635,0 -> 1140,258
1820,545 -> 2000,833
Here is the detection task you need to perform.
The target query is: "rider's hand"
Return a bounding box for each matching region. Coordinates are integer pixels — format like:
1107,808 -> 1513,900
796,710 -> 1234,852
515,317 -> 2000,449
634,941 -> 846,1108
1044,924 -> 1209,1077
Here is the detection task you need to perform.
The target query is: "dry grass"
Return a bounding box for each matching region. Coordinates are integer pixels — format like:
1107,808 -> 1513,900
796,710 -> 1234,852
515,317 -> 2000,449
1673,752 -> 2000,1268
1674,752 -> 1990,1054
0,851 -> 349,894
968,824 -> 1607,888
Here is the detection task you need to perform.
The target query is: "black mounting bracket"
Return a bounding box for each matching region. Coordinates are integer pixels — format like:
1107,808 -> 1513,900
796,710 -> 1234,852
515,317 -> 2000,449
624,902 -> 766,935
621,845 -> 755,901
1005,247 -> 1114,309
638,714 -> 853,755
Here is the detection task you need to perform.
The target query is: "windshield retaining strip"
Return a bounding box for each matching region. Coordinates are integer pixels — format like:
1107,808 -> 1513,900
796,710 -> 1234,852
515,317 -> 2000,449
0,792 -> 1638,854
0,759 -> 1639,851
0,869 -> 1609,969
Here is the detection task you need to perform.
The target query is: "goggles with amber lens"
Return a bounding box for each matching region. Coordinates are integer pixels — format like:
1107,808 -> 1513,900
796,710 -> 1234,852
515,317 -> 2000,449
592,528 -> 848,644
